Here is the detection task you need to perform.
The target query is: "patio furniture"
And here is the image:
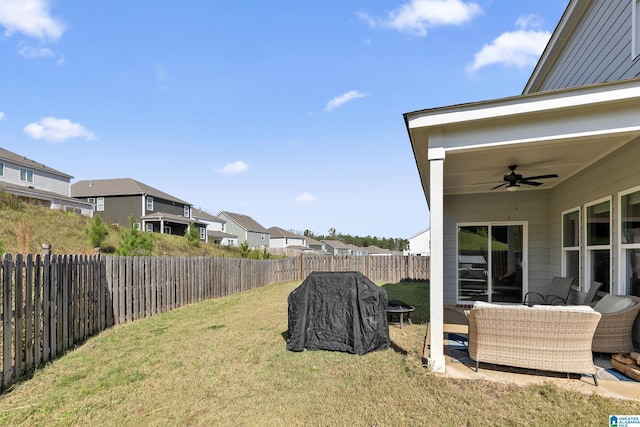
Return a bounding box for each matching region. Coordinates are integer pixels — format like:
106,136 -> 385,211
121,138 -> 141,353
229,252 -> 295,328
468,302 -> 601,385
591,294 -> 640,353
522,276 -> 575,306
582,281 -> 603,305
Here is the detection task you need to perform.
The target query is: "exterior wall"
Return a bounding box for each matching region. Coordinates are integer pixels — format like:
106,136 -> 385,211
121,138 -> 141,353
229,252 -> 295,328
269,238 -> 286,249
549,140 -> 640,295
0,158 -> 70,195
408,230 -> 430,256
443,191 -> 550,306
149,198 -> 189,217
247,231 -> 269,248
94,195 -> 141,226
537,0 -> 640,92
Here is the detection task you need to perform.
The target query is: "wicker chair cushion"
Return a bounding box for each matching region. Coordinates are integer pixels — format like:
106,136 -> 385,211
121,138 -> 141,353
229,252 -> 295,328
593,294 -> 636,314
531,304 -> 594,312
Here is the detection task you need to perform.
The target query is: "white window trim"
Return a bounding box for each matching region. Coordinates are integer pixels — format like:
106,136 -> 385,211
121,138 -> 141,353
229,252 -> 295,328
96,197 -> 104,212
20,168 -> 34,183
199,227 -> 206,240
0,162 -> 4,176
633,0 -> 640,58
147,196 -> 154,211
184,205 -> 190,218
617,185 -> 640,294
584,196 -> 612,293
561,206 -> 581,289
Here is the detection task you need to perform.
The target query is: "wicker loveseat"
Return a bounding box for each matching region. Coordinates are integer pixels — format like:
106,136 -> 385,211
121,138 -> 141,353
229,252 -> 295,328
468,302 -> 602,385
591,294 -> 640,353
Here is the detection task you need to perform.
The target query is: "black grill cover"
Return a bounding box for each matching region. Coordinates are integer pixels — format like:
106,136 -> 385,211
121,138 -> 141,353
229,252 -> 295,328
286,271 -> 390,354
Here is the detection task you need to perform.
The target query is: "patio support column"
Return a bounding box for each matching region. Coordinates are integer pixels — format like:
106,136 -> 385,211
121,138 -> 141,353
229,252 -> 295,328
428,146 -> 446,373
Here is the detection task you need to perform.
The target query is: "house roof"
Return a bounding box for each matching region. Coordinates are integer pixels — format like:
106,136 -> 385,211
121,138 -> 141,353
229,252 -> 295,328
305,236 -> 323,246
321,240 -> 350,250
0,147 -> 72,179
218,211 -> 269,233
71,178 -> 190,205
267,226 -> 304,239
365,245 -> 393,255
404,77 -> 640,204
191,208 -> 224,223
0,181 -> 93,207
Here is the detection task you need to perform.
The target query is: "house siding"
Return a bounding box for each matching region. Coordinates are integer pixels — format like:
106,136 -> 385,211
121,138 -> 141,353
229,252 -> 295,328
443,191 -> 550,306
1,159 -> 70,196
536,0 -> 640,92
97,195 -> 141,226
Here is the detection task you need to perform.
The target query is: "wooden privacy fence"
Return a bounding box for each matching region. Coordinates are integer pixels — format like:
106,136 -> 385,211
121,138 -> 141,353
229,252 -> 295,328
0,253 -> 429,389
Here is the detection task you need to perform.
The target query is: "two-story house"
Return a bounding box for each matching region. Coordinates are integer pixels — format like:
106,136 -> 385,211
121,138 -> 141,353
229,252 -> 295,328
191,208 -> 238,246
217,211 -> 269,248
0,147 -> 93,215
71,178 -> 205,239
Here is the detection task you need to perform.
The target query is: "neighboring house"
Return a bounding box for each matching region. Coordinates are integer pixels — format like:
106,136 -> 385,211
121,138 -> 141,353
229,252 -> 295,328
366,245 -> 394,256
305,236 -> 325,253
0,147 -> 93,216
191,208 -> 238,245
267,227 -> 306,248
404,0 -> 640,372
71,178 -> 205,239
348,244 -> 368,256
321,240 -> 351,256
406,229 -> 430,256
217,211 -> 269,248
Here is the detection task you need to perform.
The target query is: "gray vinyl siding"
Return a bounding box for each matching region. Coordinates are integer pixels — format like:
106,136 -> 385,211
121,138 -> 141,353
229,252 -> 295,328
98,195 -> 141,227
151,198 -> 189,217
443,191 -> 551,306
247,231 -> 269,249
536,0 -> 640,91
549,140 -> 640,347
0,159 -> 70,196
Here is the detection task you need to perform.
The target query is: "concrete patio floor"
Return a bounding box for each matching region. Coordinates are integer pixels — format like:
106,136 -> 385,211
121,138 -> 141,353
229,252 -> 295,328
431,306 -> 640,401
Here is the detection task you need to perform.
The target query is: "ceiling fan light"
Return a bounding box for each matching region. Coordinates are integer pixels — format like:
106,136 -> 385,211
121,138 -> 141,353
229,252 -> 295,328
507,184 -> 519,192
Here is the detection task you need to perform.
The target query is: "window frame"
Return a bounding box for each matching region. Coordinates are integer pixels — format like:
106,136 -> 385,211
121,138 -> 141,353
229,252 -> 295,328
618,185 -> 640,294
146,196 -> 154,211
19,168 -> 34,183
184,205 -> 190,218
96,197 -> 104,211
0,162 -> 4,176
584,196 -> 612,293
199,227 -> 206,240
561,206 -> 582,289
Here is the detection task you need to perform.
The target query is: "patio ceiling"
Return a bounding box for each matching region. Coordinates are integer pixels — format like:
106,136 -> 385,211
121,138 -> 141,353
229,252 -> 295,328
405,78 -> 640,203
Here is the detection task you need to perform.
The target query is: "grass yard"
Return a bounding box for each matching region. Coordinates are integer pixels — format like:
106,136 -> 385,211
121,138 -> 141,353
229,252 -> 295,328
0,280 -> 639,426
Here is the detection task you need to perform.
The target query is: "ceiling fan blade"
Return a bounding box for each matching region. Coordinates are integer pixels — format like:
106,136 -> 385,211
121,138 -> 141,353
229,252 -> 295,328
521,174 -> 559,180
491,182 -> 507,190
519,180 -> 543,186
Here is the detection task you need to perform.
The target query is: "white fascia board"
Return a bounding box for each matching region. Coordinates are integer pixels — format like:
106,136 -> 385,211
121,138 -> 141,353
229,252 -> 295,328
407,81 -> 640,130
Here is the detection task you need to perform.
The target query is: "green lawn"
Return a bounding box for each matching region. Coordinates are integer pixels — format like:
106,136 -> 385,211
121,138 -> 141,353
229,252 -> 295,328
0,280 -> 638,426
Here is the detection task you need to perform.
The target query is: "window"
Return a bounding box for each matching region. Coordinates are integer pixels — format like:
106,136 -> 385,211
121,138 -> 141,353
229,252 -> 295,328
146,223 -> 154,232
620,186 -> 640,295
96,197 -> 104,212
147,196 -> 154,211
184,205 -> 190,218
585,198 -> 611,292
634,0 -> 640,58
0,162 -> 4,176
87,197 -> 95,204
562,208 -> 581,287
199,227 -> 206,240
20,168 -> 34,183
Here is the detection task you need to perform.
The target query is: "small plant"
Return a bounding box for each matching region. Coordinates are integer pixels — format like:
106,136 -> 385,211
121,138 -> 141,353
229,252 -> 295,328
260,247 -> 271,259
239,241 -> 250,258
184,222 -> 200,247
86,214 -> 109,249
116,215 -> 154,256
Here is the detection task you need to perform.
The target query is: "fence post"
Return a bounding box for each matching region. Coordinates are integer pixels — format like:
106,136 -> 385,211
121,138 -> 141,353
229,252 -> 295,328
41,243 -> 51,257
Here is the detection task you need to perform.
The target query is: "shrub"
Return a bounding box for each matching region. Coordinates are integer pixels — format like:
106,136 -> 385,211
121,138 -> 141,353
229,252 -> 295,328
86,214 -> 109,249
116,215 -> 154,256
184,222 -> 200,247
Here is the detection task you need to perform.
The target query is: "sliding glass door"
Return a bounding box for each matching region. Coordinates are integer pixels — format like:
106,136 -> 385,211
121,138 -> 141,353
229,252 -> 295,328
458,223 -> 526,304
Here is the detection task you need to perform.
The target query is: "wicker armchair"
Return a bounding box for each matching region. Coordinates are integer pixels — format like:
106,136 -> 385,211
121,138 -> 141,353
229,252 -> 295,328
591,295 -> 640,353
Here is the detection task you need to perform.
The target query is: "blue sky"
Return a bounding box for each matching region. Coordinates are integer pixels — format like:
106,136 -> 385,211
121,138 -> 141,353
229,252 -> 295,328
0,0 -> 568,239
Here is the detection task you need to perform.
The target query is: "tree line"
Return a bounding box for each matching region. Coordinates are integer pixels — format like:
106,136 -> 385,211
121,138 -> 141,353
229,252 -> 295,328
302,228 -> 407,252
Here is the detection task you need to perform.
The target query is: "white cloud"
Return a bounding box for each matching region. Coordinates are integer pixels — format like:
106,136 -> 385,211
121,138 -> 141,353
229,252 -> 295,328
0,0 -> 65,41
219,160 -> 249,175
18,42 -> 54,59
325,90 -> 367,112
23,117 -> 96,142
467,14 -> 551,73
359,0 -> 482,37
0,112 -> 4,121
294,192 -> 316,204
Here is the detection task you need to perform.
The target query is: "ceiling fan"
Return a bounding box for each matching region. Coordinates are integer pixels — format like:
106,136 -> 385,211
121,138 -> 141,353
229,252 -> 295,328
492,165 -> 559,190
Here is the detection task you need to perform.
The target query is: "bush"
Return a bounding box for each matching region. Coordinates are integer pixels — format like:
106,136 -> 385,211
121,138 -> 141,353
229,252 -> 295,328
86,214 -> 109,249
116,215 -> 154,256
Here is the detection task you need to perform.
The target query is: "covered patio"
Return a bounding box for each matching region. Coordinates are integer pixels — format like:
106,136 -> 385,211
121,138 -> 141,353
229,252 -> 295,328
405,77 -> 640,373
